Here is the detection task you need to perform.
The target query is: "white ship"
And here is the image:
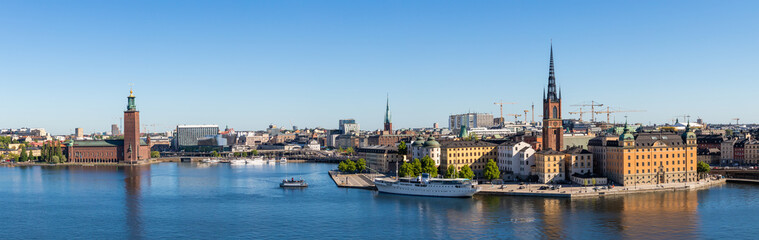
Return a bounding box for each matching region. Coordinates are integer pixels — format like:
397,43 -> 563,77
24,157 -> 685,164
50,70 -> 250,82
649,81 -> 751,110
374,173 -> 481,198
247,157 -> 265,165
229,159 -> 246,165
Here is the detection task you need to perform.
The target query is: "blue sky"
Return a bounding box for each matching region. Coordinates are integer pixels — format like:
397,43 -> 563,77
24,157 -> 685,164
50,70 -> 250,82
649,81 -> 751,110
1,1 -> 757,135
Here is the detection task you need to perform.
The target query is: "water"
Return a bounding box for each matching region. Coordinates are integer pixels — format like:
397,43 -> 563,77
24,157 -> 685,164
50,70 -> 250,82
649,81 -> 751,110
1,163 -> 758,239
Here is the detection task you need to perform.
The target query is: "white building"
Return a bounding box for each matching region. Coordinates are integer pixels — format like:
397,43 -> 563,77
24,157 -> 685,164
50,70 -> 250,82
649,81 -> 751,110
497,141 -> 535,181
411,136 -> 441,166
449,113 -> 494,130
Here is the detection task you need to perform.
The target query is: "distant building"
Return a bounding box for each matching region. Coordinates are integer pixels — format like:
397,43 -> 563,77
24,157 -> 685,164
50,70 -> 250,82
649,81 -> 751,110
439,140 -> 498,179
339,119 -> 360,135
449,113 -> 494,130
497,141 -> 535,181
368,135 -> 413,146
174,125 -> 220,150
111,124 -> 120,136
75,128 -> 84,138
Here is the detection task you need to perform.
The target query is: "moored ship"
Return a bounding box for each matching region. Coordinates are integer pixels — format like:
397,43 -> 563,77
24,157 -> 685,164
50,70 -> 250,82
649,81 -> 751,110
280,178 -> 308,188
373,173 -> 480,198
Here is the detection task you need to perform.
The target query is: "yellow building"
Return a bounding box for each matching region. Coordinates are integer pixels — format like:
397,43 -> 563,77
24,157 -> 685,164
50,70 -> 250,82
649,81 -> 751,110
589,126 -> 698,186
440,141 -> 497,179
535,150 -> 565,183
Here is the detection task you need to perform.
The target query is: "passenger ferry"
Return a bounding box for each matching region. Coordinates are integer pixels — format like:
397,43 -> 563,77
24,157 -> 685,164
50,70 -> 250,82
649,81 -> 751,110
373,173 -> 480,198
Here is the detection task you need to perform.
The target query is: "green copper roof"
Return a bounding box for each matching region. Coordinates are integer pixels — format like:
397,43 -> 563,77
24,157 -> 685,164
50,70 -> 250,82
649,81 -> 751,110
384,95 -> 391,124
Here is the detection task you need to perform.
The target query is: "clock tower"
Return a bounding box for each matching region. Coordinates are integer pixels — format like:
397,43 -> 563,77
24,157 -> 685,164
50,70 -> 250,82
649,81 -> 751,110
542,44 -> 563,151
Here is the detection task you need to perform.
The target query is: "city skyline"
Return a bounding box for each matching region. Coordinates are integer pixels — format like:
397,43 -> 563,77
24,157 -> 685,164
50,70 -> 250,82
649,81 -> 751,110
2,1 -> 758,134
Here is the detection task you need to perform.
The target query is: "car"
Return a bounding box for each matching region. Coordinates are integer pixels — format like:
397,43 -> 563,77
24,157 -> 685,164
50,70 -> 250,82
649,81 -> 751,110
538,186 -> 549,190
518,186 -> 525,189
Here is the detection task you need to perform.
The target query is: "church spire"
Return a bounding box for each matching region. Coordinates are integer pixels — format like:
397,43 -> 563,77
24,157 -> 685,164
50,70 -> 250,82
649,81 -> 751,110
384,94 -> 392,132
546,43 -> 558,102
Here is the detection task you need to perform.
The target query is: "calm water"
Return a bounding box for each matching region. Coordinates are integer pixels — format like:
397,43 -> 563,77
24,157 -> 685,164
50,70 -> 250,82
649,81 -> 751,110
1,163 -> 758,239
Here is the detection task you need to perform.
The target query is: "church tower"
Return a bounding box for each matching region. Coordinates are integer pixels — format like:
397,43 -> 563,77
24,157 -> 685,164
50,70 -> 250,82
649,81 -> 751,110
542,44 -> 564,151
123,89 -> 141,164
384,95 -> 392,132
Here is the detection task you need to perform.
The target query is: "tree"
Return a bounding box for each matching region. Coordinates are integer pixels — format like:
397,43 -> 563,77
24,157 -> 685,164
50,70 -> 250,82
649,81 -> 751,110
241,152 -> 248,157
725,129 -> 734,137
251,150 -> 258,156
19,148 -> 28,162
697,161 -> 711,179
345,159 -> 356,173
398,161 -> 415,177
484,159 -> 500,181
51,156 -> 60,164
338,161 -> 347,172
59,155 -> 66,163
397,141 -> 408,156
445,165 -> 457,179
458,165 -> 474,179
150,151 -> 160,158
421,156 -> 438,177
346,147 -> 355,155
338,147 -> 344,153
411,158 -> 423,176
356,158 -> 367,173
211,151 -> 220,157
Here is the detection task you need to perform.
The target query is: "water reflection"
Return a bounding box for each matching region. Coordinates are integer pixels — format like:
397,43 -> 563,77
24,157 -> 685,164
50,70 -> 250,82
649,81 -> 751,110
123,165 -> 150,240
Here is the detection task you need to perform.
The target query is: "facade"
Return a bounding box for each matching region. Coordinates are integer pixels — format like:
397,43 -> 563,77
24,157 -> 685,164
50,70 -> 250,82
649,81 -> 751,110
368,135 -> 413,146
542,45 -> 563,151
357,145 -> 402,173
448,113 -> 495,130
745,139 -> 759,165
564,147 -> 593,176
588,126 -> 698,186
439,141 -> 498,179
535,150 -> 565,183
720,138 -> 736,163
410,137 -> 441,166
174,125 -> 220,150
75,128 -> 84,138
339,119 -> 359,134
111,124 -> 120,136
66,90 -> 150,164
497,141 -> 535,181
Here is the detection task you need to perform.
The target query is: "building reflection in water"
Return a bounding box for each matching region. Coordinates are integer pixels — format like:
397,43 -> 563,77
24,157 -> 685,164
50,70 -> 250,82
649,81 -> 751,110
123,165 -> 150,240
617,191 -> 699,239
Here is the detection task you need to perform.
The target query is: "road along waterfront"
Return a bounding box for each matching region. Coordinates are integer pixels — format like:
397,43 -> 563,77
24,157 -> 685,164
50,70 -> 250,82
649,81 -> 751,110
0,162 -> 757,239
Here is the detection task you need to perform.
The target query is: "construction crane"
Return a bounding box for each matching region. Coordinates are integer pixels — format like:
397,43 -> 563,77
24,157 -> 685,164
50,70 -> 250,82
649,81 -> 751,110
673,114 -> 691,123
507,114 -> 522,123
733,118 -> 740,125
568,107 -> 592,122
523,110 -> 529,124
494,101 -> 517,125
531,103 -> 535,124
594,107 -> 645,123
571,101 -> 603,122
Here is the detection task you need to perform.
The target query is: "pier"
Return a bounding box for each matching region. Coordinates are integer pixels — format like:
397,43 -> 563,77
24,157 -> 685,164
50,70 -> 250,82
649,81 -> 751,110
328,171 -> 381,190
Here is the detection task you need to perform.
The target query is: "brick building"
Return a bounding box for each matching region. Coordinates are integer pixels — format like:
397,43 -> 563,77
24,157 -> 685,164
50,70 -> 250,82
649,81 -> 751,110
66,90 -> 151,164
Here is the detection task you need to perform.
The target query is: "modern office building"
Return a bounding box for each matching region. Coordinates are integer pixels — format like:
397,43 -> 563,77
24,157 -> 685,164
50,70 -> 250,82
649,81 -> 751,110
448,113 -> 495,130
174,125 -> 220,150
339,119 -> 360,134
75,128 -> 84,138
111,124 -> 120,136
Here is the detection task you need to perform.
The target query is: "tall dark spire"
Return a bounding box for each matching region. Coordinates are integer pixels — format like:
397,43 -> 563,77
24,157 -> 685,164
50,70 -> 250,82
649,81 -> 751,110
546,43 -> 558,102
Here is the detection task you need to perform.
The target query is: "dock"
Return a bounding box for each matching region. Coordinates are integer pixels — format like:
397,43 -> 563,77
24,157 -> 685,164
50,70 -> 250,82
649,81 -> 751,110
477,178 -> 727,198
328,171 -> 382,190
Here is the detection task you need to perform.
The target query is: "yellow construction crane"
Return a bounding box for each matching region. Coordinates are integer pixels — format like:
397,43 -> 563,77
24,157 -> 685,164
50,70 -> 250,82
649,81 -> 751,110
507,114 -> 522,123
594,107 -> 645,123
732,118 -> 740,125
523,110 -> 529,124
571,101 -> 603,122
494,101 -> 517,125
568,107 -> 592,122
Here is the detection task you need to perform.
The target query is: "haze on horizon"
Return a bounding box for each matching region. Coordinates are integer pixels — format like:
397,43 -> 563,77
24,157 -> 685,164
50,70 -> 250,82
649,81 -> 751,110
1,1 -> 757,135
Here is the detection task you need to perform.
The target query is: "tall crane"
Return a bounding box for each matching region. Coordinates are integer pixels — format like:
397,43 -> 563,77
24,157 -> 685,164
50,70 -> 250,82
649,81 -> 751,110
568,107 -> 592,122
507,114 -> 522,123
523,110 -> 529,124
571,101 -> 603,122
673,114 -> 691,123
494,101 -> 517,125
732,118 -> 740,125
531,102 -> 535,124
594,107 -> 645,123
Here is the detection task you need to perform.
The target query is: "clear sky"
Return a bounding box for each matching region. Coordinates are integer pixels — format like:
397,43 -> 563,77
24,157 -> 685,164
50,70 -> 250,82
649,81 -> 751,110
1,1 -> 757,135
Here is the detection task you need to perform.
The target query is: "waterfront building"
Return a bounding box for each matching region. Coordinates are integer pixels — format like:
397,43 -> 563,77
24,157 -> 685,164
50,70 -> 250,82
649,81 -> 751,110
448,113 -> 495,130
745,139 -> 759,165
410,136 -> 441,166
564,146 -> 593,176
439,140 -> 498,179
357,145 -> 402,173
174,125 -> 220,150
65,90 -> 150,164
542,45 -> 563,151
534,149 -> 565,183
587,124 -> 698,186
497,141 -> 535,181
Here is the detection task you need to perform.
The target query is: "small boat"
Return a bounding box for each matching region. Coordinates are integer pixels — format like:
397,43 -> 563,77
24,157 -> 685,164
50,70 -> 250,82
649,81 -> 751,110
247,157 -> 265,165
280,178 -> 308,188
266,158 -> 277,165
229,159 -> 246,165
279,157 -> 287,163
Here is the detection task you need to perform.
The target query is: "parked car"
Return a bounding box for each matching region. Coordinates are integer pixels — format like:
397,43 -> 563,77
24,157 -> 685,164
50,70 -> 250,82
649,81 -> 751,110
538,186 -> 549,190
